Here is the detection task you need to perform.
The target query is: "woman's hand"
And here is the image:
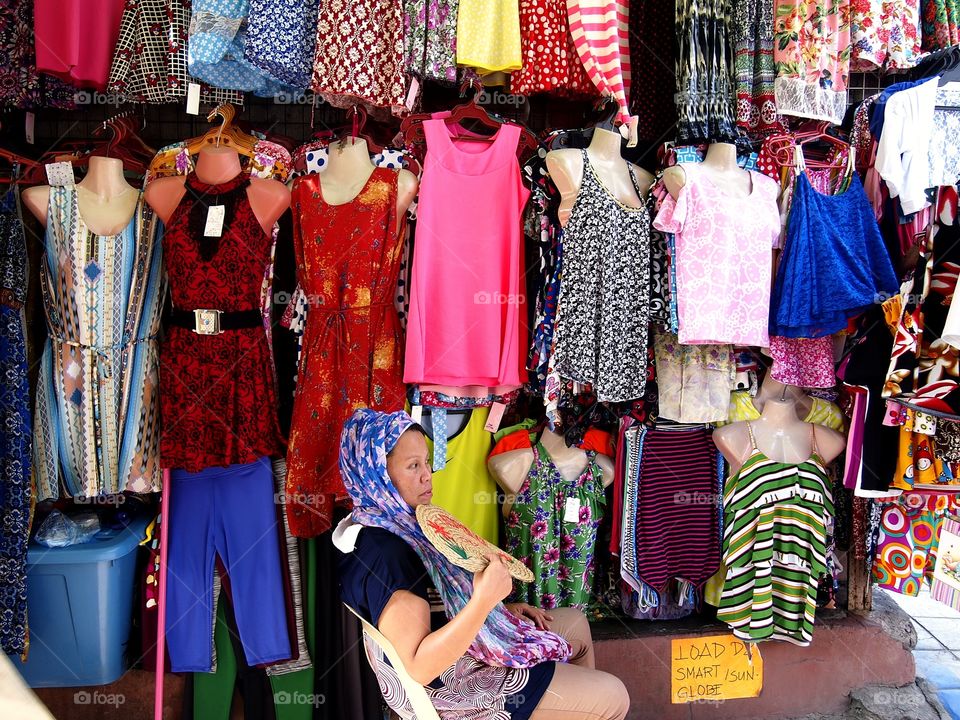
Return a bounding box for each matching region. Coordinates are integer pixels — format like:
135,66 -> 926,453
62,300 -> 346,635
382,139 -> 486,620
472,554 -> 513,611
504,602 -> 554,630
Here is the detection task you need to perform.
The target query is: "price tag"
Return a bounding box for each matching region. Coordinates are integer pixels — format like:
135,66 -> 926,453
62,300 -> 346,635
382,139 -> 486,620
25,112 -> 35,144
45,161 -> 75,187
186,83 -> 201,115
410,405 -> 423,424
563,497 -> 580,523
483,401 -> 506,433
204,205 -> 225,237
404,77 -> 420,112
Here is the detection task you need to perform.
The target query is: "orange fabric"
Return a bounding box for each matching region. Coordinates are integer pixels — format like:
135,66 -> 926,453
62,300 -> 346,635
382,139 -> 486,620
489,428 -> 614,458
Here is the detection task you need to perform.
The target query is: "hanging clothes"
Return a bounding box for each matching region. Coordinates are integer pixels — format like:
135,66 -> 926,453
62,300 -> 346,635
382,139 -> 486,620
718,423 -> 834,646
628,0 -> 677,141
242,0 -> 318,90
566,0 -> 631,124
733,0 -> 781,133
188,0 -> 287,95
769,163 -> 899,339
654,333 -> 735,424
653,163 -> 780,346
552,150 -> 651,403
310,0 -> 406,115
158,172 -> 284,471
675,0 -> 737,142
512,0 -> 595,96
850,0 -> 922,71
773,0 -> 851,124
284,169 -> 407,538
109,0 -> 244,105
725,390 -> 847,432
0,0 -> 76,109
920,0 -> 960,50
404,0 -> 459,83
33,0 -> 126,89
33,187 -> 164,500
423,408 -> 500,544
404,119 -> 528,390
504,440 -> 605,610
457,0 -> 523,74
0,190 -> 30,656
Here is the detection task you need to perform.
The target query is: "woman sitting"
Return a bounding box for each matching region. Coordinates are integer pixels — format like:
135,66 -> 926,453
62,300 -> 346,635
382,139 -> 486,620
334,409 -> 630,720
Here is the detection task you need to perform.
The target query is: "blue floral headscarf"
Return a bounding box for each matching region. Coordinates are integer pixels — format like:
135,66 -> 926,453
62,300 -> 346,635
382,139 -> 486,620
339,408 -> 571,668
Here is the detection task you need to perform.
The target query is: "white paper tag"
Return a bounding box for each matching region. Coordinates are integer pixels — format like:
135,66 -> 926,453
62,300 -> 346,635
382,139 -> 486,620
410,405 -> 423,424
186,83 -> 201,115
563,497 -> 581,523
203,205 -> 225,237
404,77 -> 420,112
45,161 -> 75,187
25,112 -> 35,144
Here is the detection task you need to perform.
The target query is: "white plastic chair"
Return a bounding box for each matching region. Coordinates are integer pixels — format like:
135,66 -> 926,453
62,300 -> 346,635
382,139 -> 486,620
343,603 -> 441,720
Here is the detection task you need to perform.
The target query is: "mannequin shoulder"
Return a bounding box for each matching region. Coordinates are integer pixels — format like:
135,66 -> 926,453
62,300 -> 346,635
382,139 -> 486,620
627,161 -> 654,191
248,176 -> 292,203
247,177 -> 292,233
21,185 -> 52,225
812,424 -> 845,464
661,165 -> 688,200
545,148 -> 585,190
396,168 -> 418,202
712,422 -> 751,466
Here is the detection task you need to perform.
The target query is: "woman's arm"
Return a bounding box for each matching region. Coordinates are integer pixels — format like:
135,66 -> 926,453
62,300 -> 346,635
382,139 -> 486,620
377,554 -> 513,685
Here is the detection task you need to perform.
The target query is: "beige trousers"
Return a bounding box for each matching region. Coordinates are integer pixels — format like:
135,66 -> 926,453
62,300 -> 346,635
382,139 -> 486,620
528,608 -> 630,720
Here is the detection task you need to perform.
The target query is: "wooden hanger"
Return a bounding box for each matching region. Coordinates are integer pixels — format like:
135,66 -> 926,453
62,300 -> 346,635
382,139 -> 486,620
186,103 -> 258,155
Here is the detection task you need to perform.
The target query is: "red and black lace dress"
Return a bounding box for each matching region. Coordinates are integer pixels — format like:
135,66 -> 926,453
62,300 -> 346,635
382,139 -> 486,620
159,172 -> 284,470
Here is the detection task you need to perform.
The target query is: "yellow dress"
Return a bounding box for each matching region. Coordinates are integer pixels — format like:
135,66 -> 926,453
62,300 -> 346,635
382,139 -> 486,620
456,0 -> 522,74
424,407 -> 500,544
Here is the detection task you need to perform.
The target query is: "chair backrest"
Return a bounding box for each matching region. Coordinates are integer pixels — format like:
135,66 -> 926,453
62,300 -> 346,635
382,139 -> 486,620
343,603 -> 442,720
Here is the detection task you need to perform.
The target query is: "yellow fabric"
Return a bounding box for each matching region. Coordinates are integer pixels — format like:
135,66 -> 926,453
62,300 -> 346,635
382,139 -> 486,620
722,390 -> 846,431
456,0 -> 522,73
893,411 -> 945,492
703,566 -> 726,607
424,407 -> 500,545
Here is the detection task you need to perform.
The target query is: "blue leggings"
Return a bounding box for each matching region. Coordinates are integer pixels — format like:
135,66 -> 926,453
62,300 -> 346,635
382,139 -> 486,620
165,457 -> 291,672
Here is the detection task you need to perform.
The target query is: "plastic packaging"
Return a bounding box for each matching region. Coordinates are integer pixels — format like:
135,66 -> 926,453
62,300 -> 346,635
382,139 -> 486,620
34,510 -> 101,548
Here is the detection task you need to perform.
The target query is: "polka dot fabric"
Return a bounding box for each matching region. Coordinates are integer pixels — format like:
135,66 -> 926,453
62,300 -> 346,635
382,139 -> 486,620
511,0 -> 596,96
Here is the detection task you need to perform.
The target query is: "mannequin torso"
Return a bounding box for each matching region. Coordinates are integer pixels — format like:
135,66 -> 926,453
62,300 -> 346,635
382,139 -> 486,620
23,156 -> 140,235
487,428 -> 614,516
662,142 -> 754,202
144,145 -> 290,235
752,375 -> 813,420
546,127 -> 653,226
320,138 -> 418,229
714,398 -> 845,474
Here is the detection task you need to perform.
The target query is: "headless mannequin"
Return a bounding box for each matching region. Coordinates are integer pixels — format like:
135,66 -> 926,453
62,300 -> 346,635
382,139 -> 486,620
546,127 -> 653,227
662,142 -> 754,202
321,137 -> 418,230
144,145 -> 290,236
23,155 -> 140,235
714,397 -> 845,475
752,374 -> 814,420
487,428 -> 614,516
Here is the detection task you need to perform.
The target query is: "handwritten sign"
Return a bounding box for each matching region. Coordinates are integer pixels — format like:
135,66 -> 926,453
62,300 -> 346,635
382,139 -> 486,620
671,635 -> 763,703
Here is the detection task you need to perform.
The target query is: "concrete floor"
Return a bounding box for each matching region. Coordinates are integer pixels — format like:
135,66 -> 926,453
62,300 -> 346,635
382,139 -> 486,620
886,588 -> 960,720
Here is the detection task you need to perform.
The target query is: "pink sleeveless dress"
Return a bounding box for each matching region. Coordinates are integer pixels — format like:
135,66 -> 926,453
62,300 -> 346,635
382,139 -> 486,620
404,118 -> 529,389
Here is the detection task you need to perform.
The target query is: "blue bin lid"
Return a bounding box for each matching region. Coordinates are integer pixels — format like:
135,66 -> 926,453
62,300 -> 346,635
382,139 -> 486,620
26,513 -> 152,565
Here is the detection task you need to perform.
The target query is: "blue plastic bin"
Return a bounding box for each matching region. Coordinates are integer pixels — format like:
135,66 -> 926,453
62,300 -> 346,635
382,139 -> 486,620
10,513 -> 150,687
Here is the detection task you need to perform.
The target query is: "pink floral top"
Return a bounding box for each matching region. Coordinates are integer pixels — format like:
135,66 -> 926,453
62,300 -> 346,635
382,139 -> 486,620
773,0 -> 851,124
653,163 -> 780,347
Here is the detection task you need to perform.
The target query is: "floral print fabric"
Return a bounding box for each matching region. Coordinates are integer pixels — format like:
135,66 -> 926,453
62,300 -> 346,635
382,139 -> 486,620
311,0 -> 407,115
850,0 -> 921,71
0,0 -> 74,108
920,0 -> 960,50
773,0 -> 851,124
404,0 -> 459,82
511,0 -> 595,96
734,0 -> 782,133
504,441 -> 605,610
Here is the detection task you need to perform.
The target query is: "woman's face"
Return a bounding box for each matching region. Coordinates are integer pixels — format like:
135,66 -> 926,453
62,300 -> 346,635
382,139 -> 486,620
386,429 -> 433,508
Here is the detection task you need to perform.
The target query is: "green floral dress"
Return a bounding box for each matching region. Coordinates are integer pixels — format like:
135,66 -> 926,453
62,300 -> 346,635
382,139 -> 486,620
504,440 -> 605,610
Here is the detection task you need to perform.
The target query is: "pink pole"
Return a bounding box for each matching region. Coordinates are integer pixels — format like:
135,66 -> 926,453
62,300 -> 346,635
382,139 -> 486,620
154,469 -> 171,720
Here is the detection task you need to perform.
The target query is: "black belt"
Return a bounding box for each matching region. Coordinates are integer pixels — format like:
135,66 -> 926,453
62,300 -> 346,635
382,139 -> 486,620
169,308 -> 262,335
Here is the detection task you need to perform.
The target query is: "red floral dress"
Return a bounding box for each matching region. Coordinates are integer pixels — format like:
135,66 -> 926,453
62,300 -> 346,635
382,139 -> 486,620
159,172 -> 285,470
285,168 -> 407,537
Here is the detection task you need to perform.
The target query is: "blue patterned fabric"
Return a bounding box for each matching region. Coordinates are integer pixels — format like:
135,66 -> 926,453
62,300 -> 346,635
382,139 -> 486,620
243,0 -> 318,90
0,190 -> 31,656
338,409 -> 571,668
189,0 -> 290,96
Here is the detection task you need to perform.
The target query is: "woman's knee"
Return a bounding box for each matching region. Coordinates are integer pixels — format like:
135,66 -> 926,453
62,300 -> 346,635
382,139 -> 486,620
596,671 -> 630,720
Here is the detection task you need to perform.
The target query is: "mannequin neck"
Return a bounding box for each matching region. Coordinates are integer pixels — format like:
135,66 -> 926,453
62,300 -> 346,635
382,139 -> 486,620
194,146 -> 243,184
325,137 -> 375,179
588,127 -> 625,159
758,398 -> 802,427
702,142 -> 739,172
757,377 -> 805,404
78,156 -> 135,197
539,428 -> 582,458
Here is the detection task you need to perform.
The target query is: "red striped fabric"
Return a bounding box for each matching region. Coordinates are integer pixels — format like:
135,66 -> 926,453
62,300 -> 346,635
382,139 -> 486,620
566,0 -> 631,123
